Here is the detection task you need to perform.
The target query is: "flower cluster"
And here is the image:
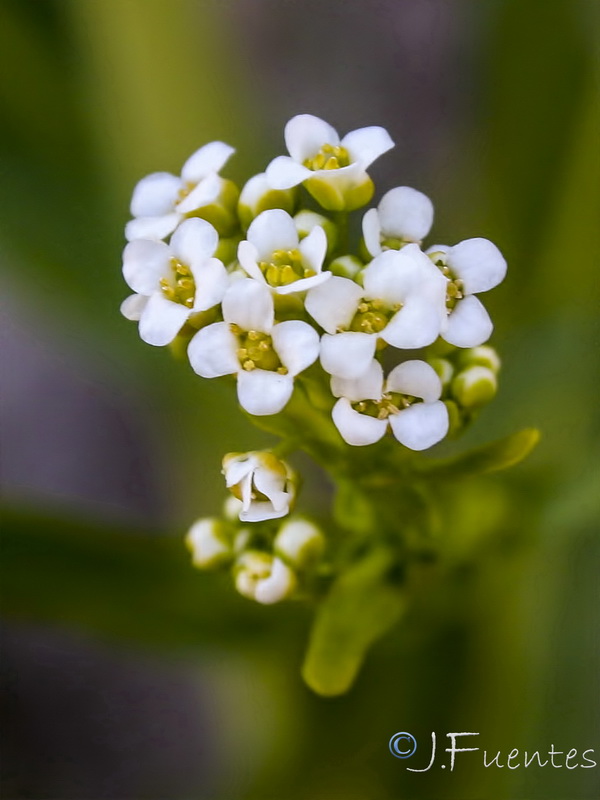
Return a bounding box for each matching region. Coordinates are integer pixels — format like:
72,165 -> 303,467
121,113 -> 508,608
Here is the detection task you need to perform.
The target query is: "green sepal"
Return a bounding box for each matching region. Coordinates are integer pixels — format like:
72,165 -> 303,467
302,547 -> 405,696
417,428 -> 541,480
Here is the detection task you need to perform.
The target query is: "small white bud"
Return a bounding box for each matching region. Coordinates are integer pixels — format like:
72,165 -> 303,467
452,365 -> 497,408
222,451 -> 297,523
185,518 -> 231,569
274,518 -> 325,569
234,551 -> 297,604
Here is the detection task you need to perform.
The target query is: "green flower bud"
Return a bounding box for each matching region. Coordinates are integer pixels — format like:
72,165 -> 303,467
427,357 -> 454,390
457,345 -> 501,373
444,399 -> 464,436
238,173 -> 297,230
328,255 -> 363,280
451,365 -> 497,409
187,177 -> 240,237
294,209 -> 338,255
274,518 -> 325,569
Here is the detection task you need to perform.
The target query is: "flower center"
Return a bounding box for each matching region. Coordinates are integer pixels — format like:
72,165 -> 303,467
258,249 -> 316,288
160,257 -> 196,308
428,252 -> 464,312
304,143 -> 351,171
176,181 -> 195,203
352,392 -> 416,420
230,326 -> 288,374
348,299 -> 401,334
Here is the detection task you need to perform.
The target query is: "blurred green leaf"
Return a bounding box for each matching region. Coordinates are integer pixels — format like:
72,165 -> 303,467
418,428 -> 540,480
302,547 -> 404,696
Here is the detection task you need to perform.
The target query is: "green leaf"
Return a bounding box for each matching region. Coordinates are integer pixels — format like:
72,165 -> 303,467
417,428 -> 540,480
302,548 -> 405,696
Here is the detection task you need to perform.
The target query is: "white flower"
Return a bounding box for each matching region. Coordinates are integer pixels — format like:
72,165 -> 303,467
187,279 -> 320,415
125,141 -> 234,241
238,209 -> 330,294
121,218 -> 228,346
331,359 -> 449,449
185,518 -> 231,568
427,238 -> 507,348
362,186 -> 434,257
266,114 -> 394,211
234,551 -> 297,605
305,244 -> 446,379
222,451 -> 296,522
238,172 -> 297,229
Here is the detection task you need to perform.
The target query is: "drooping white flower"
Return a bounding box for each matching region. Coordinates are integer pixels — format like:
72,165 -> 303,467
222,451 -> 296,522
427,238 -> 507,348
185,518 -> 231,568
234,551 -> 297,605
125,141 -> 234,241
362,186 -> 434,257
121,217 -> 228,346
331,359 -> 449,449
266,114 -> 394,211
238,209 -> 330,294
187,279 -> 320,415
305,244 -> 446,379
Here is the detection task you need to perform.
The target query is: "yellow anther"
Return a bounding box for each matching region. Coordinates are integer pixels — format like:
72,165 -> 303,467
248,330 -> 260,340
243,360 -> 255,371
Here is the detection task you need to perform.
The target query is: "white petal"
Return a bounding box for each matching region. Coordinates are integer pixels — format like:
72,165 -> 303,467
254,558 -> 296,604
332,398 -> 388,446
298,225 -> 327,273
266,156 -> 312,190
138,293 -> 189,346
447,238 -> 507,294
272,320 -> 320,376
222,279 -> 274,332
363,247 -> 442,305
284,114 -> 340,162
389,401 -> 449,451
180,141 -> 235,183
378,186 -> 434,242
239,172 -> 270,208
385,360 -> 441,402
443,295 -> 493,348
341,126 -> 394,169
176,173 -> 222,214
305,276 -> 363,334
362,207 -> 383,257
247,209 -> 298,258
224,458 -> 254,489
274,271 -> 331,295
122,239 -> 171,294
253,469 -> 289,511
130,172 -> 180,217
170,217 -> 218,264
320,332 -> 376,379
237,240 -> 264,282
240,502 -> 290,524
120,293 -> 149,321
426,244 -> 450,257
331,359 -> 384,401
190,257 -> 229,312
381,295 -> 443,349
187,322 -> 239,377
125,213 -> 180,242
237,369 -> 294,416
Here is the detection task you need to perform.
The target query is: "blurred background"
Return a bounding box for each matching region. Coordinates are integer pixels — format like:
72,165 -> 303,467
1,1 -> 598,798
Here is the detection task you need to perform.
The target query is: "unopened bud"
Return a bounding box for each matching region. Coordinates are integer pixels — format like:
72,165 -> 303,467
274,518 -> 325,569
185,518 -> 231,569
451,365 -> 497,409
234,551 -> 297,604
238,173 -> 297,229
427,357 -> 454,390
457,345 -> 501,373
222,450 -> 296,522
294,210 -> 337,255
328,255 -> 363,280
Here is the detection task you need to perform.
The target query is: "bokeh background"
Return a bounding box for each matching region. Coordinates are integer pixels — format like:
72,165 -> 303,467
1,1 -> 598,798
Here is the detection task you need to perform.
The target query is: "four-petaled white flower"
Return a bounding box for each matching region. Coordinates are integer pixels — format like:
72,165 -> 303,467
331,359 -> 449,449
362,186 -> 434,257
125,141 -> 234,241
187,279 -> 320,415
222,451 -> 296,522
305,244 -> 446,379
266,114 -> 394,210
121,218 -> 228,346
238,209 -> 330,294
427,238 -> 507,348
